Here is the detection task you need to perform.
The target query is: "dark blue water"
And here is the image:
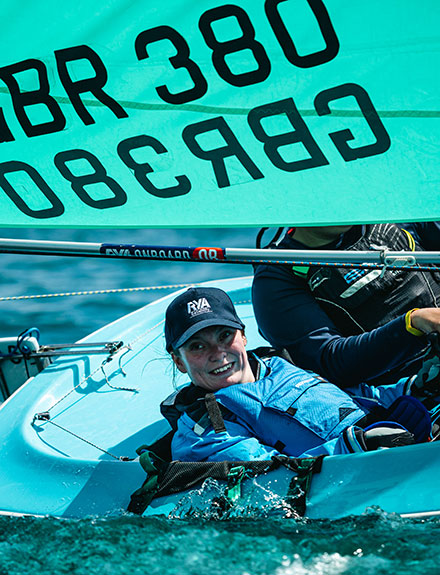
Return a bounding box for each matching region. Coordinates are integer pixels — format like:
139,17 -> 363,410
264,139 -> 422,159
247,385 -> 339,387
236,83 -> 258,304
2,511 -> 440,575
1,228 -> 438,575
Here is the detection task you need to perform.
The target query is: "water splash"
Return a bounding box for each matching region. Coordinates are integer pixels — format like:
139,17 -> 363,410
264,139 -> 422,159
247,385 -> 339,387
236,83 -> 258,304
167,476 -> 302,520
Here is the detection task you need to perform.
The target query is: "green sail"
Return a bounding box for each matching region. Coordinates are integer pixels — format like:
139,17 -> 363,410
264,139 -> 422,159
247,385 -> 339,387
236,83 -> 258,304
0,0 -> 438,227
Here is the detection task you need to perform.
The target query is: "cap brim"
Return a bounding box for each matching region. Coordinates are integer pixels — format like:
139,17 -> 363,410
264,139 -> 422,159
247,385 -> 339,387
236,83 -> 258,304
168,318 -> 245,352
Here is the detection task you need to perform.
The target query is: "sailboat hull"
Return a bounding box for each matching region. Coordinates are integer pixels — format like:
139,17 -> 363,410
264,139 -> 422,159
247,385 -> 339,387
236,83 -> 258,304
0,276 -> 439,519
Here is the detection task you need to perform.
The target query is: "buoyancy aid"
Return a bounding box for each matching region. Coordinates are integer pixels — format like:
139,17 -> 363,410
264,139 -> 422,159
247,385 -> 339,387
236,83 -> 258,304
214,356 -> 368,455
160,348 -> 289,433
161,351 -> 369,456
286,223 -> 440,335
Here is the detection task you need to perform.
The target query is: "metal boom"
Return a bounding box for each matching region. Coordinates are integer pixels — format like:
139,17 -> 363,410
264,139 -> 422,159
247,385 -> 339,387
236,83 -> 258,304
1,238 -> 440,270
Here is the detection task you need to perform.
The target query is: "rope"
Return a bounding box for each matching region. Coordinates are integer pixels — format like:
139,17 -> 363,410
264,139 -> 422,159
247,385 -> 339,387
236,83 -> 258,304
38,319 -> 164,414
42,358 -> 118,414
100,363 -> 138,393
32,414 -> 129,461
31,319 -> 166,458
3,260 -> 439,304
2,262 -> 439,304
0,283 -> 199,302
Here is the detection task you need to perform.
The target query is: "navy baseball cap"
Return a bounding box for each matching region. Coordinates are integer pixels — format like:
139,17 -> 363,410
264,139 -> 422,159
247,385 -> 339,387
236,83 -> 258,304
165,287 -> 245,352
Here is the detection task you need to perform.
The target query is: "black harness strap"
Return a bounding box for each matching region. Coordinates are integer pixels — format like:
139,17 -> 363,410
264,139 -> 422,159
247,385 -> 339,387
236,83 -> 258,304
202,351 -> 276,434
205,393 -> 227,433
161,349 -> 291,439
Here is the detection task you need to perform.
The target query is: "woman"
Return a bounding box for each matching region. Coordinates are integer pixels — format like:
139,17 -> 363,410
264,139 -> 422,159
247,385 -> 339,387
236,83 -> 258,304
160,286 -> 427,462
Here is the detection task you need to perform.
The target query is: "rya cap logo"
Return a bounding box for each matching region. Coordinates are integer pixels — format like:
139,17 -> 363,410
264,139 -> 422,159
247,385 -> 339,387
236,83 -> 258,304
187,297 -> 212,317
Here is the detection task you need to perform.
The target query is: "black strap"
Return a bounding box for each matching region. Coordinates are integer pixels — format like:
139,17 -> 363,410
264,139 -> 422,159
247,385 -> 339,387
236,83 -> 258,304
205,393 -> 227,433
281,455 -> 325,517
141,430 -> 174,461
204,349 -> 295,435
274,440 -> 286,452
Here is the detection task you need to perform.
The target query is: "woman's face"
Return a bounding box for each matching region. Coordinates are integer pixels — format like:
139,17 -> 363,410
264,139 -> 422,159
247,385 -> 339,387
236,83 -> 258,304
172,325 -> 254,391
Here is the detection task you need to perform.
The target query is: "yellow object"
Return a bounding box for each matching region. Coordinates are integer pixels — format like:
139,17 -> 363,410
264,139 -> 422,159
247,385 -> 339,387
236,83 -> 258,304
401,228 -> 416,251
405,308 -> 424,336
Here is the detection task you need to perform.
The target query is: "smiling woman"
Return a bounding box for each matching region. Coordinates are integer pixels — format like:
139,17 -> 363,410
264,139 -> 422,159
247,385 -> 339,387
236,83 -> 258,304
165,286 -> 254,391
172,326 -> 254,392
159,286 -> 423,464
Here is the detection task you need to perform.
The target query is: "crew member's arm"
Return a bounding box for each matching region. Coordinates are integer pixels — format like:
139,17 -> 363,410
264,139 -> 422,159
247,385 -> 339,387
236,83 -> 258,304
252,264 -> 427,387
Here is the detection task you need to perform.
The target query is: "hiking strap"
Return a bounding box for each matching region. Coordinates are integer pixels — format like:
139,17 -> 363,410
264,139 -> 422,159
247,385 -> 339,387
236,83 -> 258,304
127,448 -> 167,515
128,454 -> 326,516
282,455 -> 324,516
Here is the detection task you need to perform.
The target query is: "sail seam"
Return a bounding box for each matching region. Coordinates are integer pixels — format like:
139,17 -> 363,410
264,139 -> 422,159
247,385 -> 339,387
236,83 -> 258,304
0,89 -> 437,117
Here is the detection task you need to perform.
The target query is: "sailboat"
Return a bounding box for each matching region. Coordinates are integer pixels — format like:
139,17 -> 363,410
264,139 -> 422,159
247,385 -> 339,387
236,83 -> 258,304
0,0 -> 439,519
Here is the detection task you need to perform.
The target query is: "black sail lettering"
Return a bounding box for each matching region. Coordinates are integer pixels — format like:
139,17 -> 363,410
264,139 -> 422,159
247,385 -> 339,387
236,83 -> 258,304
135,26 -> 207,104
199,5 -> 271,87
54,149 -> 127,209
117,134 -> 191,198
248,98 -> 328,171
182,117 -> 263,188
55,45 -> 128,125
0,160 -> 64,218
314,83 -> 391,161
0,59 -> 66,137
265,0 -> 339,68
0,108 -> 14,143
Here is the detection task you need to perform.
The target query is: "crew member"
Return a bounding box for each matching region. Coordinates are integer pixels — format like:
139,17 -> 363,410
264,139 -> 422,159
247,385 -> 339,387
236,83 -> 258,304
252,222 -> 440,387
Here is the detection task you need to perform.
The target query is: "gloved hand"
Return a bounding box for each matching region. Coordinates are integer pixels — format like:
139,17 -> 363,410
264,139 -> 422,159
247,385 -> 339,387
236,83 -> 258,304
385,395 -> 431,443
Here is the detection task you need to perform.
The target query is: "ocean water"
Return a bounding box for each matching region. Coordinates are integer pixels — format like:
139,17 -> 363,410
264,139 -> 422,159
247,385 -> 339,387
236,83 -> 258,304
1,227 -> 439,575
2,511 -> 440,575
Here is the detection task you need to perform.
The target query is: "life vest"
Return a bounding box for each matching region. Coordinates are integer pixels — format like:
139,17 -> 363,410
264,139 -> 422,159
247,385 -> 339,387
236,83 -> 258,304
287,223 -> 440,335
161,350 -> 369,456
160,348 -> 292,433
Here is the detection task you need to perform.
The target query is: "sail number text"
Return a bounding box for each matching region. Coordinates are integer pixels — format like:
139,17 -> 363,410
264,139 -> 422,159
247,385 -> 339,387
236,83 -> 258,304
0,0 -> 391,219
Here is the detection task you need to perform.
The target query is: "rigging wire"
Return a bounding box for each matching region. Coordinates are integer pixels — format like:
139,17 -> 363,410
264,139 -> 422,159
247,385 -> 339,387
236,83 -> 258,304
30,318 -> 166,459
2,260 -> 440,304
32,413 -> 131,461
0,283 -> 199,302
